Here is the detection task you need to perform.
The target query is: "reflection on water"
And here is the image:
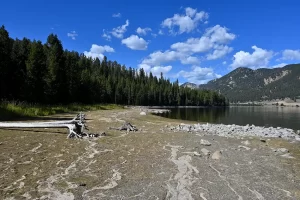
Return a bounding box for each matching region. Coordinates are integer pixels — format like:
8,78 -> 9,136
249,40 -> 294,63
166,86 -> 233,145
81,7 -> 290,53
157,106 -> 300,130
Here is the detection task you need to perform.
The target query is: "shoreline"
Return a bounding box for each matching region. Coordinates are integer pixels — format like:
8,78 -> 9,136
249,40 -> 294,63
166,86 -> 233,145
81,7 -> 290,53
166,122 -> 300,141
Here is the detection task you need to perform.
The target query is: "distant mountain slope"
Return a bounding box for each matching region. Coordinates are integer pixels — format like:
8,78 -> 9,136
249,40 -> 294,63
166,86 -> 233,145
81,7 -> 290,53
181,82 -> 198,89
198,64 -> 300,102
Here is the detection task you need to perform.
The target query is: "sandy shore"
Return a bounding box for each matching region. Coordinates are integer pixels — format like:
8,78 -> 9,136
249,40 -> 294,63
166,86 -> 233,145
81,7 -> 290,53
0,108 -> 300,199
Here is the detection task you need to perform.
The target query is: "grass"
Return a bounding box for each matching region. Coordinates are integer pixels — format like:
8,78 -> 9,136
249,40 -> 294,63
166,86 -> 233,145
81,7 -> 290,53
0,100 -> 123,120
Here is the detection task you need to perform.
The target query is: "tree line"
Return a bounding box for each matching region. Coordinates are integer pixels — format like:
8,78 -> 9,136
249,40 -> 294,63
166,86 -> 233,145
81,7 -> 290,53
0,25 -> 227,106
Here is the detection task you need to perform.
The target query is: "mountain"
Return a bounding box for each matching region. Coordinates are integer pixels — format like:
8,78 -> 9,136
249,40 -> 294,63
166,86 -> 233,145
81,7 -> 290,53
198,64 -> 300,102
181,82 -> 198,89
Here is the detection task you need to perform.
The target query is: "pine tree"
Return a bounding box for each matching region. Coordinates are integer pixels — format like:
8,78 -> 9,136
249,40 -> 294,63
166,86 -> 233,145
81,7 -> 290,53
26,40 -> 47,102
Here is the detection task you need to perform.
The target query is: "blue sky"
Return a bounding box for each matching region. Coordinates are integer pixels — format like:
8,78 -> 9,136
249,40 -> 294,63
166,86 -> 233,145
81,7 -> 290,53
1,0 -> 300,84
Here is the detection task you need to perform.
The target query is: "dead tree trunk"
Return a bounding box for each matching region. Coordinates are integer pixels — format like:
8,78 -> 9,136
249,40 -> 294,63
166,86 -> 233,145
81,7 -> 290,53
0,113 -> 87,138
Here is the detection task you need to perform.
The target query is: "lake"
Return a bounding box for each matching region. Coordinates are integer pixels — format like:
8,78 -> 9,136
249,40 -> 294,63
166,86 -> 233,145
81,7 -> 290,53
156,106 -> 300,130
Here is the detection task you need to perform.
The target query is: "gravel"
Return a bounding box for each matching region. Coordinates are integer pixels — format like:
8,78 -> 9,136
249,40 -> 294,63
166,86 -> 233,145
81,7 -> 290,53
170,123 -> 300,140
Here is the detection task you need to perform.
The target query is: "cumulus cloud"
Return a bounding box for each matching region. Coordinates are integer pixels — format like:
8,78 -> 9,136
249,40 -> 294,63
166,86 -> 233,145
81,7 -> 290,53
136,27 -> 152,35
171,25 -> 235,56
112,13 -> 121,18
180,56 -> 200,65
111,20 -> 129,38
139,64 -> 172,77
230,46 -> 274,69
67,31 -> 78,40
161,7 -> 209,34
205,25 -> 236,43
171,37 -> 213,53
281,49 -> 300,60
121,35 -> 148,50
83,44 -> 115,59
177,66 -> 221,84
150,65 -> 172,76
206,45 -> 233,60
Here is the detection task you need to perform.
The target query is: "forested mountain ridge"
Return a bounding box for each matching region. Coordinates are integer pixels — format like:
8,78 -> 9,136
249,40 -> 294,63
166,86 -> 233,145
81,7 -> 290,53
197,64 -> 300,102
0,25 -> 227,106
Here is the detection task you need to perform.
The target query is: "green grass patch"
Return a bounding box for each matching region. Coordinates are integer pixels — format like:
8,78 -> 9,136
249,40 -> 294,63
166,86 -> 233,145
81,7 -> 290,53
0,101 -> 123,120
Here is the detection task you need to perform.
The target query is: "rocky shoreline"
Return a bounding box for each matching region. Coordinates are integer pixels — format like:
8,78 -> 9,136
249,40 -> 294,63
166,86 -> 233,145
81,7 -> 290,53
168,123 -> 300,141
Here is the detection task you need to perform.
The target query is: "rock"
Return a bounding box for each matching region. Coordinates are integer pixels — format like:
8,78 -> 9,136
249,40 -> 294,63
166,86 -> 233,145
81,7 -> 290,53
281,153 -> 295,159
140,111 -> 146,115
260,139 -> 266,143
200,139 -> 211,146
238,145 -> 251,150
297,130 -> 300,135
277,148 -> 289,153
193,152 -> 202,157
100,132 -> 106,136
201,148 -> 211,156
211,151 -> 222,160
241,140 -> 250,145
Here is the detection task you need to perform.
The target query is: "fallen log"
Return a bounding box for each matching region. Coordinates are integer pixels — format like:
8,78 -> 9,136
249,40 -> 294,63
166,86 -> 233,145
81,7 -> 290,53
0,113 -> 88,138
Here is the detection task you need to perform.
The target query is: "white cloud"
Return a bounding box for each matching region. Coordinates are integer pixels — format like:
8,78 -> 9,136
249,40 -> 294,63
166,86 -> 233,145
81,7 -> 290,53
150,65 -> 172,76
138,64 -> 172,77
231,46 -> 274,69
161,7 -> 209,34
112,13 -> 121,18
84,44 -> 115,59
141,50 -> 181,66
136,27 -> 152,35
102,29 -> 111,41
205,25 -> 236,43
177,66 -> 221,84
151,33 -> 158,38
206,45 -> 233,60
222,61 -> 227,65
121,35 -> 148,50
138,63 -> 151,72
158,30 -> 164,35
171,37 -> 213,53
281,49 -> 300,60
171,25 -> 235,56
111,20 -> 129,38
180,56 -> 200,65
67,31 -> 78,40
270,63 -> 288,68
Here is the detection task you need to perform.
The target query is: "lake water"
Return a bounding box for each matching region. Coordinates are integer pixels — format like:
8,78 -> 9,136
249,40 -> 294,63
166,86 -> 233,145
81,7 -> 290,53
156,106 -> 300,130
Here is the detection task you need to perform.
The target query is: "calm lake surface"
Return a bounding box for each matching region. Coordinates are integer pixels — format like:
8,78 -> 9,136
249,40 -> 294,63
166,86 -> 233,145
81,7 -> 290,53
156,106 -> 300,130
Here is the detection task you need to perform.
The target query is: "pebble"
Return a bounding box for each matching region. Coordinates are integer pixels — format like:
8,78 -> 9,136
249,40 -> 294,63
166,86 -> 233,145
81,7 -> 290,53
200,139 -> 211,146
241,140 -> 250,145
193,152 -> 202,157
201,148 -> 211,156
211,151 -> 222,160
140,111 -> 146,115
280,153 -> 295,159
238,145 -> 251,150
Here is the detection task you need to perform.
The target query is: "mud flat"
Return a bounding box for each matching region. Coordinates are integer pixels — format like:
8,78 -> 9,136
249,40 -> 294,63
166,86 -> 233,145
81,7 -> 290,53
0,108 -> 300,199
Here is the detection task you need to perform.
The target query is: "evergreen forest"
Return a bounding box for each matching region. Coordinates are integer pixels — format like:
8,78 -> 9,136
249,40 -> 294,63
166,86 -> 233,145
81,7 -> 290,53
0,25 -> 227,106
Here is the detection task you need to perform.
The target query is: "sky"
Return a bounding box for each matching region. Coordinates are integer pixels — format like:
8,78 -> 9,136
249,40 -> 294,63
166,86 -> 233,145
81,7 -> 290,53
1,0 -> 300,84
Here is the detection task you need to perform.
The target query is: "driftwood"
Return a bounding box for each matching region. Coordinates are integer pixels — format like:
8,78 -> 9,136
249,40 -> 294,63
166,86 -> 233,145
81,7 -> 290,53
109,122 -> 138,132
0,113 -> 95,138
